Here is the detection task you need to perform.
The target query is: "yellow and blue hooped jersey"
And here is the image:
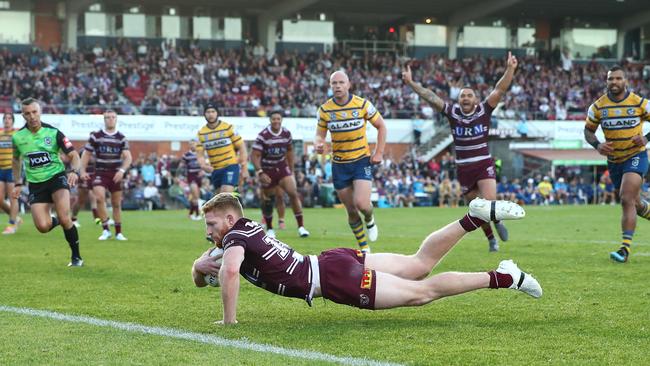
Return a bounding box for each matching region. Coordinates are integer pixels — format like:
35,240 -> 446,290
196,120 -> 243,170
317,94 -> 381,163
0,129 -> 14,170
586,91 -> 650,163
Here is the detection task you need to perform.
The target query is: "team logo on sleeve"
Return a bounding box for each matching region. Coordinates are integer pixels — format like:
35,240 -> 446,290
63,137 -> 73,149
366,103 -> 377,117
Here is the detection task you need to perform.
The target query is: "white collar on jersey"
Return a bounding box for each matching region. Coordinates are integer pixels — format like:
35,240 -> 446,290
266,126 -> 283,137
102,129 -> 119,136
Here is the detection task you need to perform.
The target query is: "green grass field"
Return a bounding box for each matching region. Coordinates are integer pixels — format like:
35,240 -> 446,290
1,205 -> 649,365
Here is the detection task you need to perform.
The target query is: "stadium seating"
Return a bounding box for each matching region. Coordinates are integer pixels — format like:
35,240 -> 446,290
2,43 -> 648,119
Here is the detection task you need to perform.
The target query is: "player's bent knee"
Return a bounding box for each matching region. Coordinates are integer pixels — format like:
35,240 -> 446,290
35,222 -> 50,233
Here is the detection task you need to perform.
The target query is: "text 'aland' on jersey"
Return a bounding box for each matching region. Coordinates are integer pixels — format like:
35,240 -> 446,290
585,91 -> 650,163
317,95 -> 381,163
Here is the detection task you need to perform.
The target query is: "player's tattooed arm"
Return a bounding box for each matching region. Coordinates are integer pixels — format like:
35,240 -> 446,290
402,65 -> 445,112
584,127 -> 613,155
488,51 -> 518,108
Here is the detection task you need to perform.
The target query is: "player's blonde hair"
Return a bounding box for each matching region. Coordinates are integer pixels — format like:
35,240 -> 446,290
201,192 -> 243,217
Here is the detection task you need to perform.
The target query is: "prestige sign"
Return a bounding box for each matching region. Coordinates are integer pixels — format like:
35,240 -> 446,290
36,115 -> 415,143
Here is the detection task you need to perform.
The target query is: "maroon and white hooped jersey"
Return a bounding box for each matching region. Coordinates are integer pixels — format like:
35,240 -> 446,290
222,218 -> 315,302
84,130 -> 129,172
442,101 -> 494,165
251,126 -> 292,169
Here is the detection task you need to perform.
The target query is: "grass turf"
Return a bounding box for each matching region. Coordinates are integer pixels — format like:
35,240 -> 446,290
1,205 -> 649,365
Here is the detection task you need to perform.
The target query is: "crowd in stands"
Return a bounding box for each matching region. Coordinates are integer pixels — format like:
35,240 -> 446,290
2,41 -> 648,120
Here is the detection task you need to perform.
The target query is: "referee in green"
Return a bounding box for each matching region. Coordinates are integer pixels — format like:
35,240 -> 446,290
11,98 -> 83,267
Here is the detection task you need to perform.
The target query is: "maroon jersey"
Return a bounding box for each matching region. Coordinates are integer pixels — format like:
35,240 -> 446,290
222,218 -> 314,302
85,130 -> 129,172
442,101 -> 494,165
182,150 -> 201,175
251,127 -> 292,169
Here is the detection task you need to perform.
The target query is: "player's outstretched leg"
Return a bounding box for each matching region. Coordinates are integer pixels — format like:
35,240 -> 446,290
469,198 -> 525,221
366,200 -> 526,281
490,259 -> 542,298
373,258 -> 542,309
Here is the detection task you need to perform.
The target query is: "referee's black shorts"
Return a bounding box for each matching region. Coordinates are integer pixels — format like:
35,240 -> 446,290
28,172 -> 70,204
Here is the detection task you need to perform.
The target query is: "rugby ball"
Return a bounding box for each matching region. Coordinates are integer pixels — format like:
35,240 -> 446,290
204,247 -> 224,287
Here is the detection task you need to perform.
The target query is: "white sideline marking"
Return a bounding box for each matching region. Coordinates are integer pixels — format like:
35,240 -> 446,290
0,305 -> 402,366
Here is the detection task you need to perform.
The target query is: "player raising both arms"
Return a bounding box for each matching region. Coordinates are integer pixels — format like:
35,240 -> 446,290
1,113 -> 21,234
403,52 -> 518,252
192,193 -> 541,324
251,110 -> 309,238
12,98 -> 83,267
315,70 -> 387,253
180,140 -> 203,220
584,65 -> 650,263
196,104 -> 248,194
80,110 -> 132,241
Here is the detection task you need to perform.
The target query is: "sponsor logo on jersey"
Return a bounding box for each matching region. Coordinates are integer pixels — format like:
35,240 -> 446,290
203,138 -> 232,149
44,137 -> 52,146
329,112 -> 337,120
452,125 -> 487,137
602,110 -> 608,118
328,119 -> 363,132
352,110 -> 359,118
98,145 -> 122,154
601,118 -> 640,129
26,151 -> 52,168
627,108 -> 636,116
360,269 -> 373,289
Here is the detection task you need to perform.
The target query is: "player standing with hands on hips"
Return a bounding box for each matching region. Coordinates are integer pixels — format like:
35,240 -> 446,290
12,98 -> 83,267
315,70 -> 387,253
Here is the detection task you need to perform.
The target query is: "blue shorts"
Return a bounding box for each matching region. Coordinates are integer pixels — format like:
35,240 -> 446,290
332,157 -> 372,190
608,151 -> 649,190
0,169 -> 13,183
210,164 -> 240,190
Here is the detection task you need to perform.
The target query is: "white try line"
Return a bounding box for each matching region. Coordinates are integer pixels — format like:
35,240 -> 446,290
0,305 -> 403,366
